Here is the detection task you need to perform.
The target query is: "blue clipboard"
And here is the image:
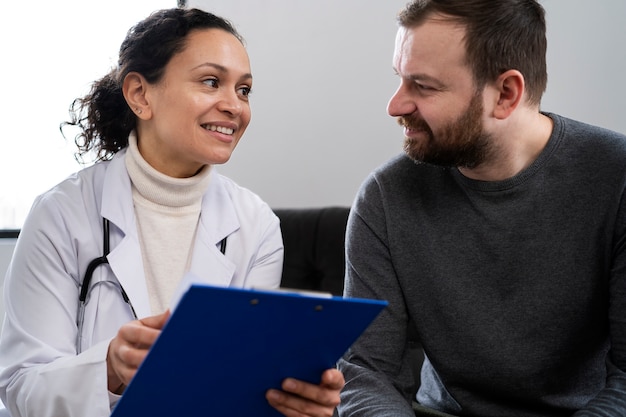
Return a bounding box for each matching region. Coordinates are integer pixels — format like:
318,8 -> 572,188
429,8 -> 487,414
110,284 -> 387,417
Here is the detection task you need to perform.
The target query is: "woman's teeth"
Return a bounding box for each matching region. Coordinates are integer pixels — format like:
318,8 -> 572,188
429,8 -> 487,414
204,124 -> 234,135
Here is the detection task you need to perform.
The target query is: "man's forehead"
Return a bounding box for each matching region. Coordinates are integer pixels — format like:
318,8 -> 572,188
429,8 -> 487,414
392,21 -> 467,64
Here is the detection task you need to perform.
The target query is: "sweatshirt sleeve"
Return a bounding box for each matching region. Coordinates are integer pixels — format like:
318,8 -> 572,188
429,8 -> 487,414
337,173 -> 417,417
574,188 -> 626,415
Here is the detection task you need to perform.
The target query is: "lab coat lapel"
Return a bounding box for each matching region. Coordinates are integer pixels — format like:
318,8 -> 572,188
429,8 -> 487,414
106,236 -> 151,318
188,172 -> 238,286
100,152 -> 152,319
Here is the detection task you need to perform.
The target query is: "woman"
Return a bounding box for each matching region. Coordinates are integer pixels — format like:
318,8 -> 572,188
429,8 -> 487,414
0,8 -> 342,417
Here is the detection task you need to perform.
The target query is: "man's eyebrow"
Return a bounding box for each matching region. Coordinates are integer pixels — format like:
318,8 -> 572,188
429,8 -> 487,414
393,67 -> 443,86
193,62 -> 253,81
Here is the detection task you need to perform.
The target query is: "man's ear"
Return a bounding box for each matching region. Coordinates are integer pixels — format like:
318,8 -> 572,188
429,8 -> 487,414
493,69 -> 525,120
122,72 -> 152,120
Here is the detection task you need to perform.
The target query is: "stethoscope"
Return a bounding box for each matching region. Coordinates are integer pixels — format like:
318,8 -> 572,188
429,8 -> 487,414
75,217 -> 227,353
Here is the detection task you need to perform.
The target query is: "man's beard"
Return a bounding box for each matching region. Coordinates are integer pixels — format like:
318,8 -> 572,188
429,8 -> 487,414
399,92 -> 492,169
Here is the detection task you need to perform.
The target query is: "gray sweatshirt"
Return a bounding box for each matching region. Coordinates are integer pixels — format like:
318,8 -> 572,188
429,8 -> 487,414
338,113 -> 626,417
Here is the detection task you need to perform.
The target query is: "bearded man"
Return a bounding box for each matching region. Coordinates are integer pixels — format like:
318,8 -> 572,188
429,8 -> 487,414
337,1 -> 626,416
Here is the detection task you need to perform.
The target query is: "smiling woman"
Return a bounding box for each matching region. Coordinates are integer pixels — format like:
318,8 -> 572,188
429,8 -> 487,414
0,0 -> 175,229
0,7 -> 343,417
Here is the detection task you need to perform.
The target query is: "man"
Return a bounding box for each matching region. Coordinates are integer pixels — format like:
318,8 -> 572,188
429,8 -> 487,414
337,1 -> 626,416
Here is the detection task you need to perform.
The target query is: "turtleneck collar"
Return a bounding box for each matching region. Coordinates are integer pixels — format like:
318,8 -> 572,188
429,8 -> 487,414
124,132 -> 212,208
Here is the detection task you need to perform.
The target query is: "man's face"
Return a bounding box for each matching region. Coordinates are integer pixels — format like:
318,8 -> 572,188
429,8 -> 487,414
388,20 -> 493,168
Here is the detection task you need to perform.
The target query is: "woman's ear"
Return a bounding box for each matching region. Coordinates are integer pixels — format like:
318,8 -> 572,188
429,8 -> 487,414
122,72 -> 152,120
493,69 -> 525,120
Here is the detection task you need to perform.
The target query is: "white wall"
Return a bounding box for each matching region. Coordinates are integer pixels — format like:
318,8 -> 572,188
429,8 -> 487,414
189,0 -> 626,209
188,0 -> 409,209
0,0 -> 176,230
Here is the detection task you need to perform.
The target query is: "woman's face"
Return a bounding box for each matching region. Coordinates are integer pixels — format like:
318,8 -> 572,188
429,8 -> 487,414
135,28 -> 252,178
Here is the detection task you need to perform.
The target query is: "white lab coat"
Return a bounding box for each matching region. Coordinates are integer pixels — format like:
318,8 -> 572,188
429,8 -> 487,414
0,150 -> 283,417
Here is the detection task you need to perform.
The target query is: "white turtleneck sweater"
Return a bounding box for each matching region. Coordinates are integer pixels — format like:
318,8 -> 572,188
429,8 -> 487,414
125,134 -> 212,314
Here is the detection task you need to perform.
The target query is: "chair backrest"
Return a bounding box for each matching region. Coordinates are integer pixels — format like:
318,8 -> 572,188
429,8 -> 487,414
273,207 -> 350,296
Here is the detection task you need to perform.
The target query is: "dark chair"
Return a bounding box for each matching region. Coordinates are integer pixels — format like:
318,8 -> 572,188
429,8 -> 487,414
273,207 -> 349,296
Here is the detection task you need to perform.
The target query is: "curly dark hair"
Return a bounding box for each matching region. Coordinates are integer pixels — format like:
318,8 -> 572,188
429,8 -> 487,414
61,8 -> 243,163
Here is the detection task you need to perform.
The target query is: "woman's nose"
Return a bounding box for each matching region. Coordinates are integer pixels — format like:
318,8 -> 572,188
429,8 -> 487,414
217,91 -> 243,116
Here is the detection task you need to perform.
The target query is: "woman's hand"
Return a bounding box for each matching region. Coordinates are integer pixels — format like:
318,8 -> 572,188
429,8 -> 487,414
106,310 -> 170,394
266,368 -> 344,417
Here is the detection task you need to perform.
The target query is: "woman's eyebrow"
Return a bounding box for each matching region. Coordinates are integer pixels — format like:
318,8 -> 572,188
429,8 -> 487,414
193,62 -> 253,81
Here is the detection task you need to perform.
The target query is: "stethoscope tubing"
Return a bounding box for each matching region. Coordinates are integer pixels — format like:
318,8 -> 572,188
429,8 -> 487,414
75,217 -> 227,353
79,218 -> 110,303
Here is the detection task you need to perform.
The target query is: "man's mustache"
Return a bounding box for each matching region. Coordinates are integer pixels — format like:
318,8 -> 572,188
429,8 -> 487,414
397,116 -> 432,135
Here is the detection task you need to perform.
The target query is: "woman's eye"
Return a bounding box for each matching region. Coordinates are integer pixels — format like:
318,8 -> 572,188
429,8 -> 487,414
238,86 -> 252,97
203,78 -> 218,88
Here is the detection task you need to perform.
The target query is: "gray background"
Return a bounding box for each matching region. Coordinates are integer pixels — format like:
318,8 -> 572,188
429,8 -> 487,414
189,0 -> 626,209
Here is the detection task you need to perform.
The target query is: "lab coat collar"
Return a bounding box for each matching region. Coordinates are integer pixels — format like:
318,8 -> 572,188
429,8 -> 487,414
189,169 -> 239,287
100,151 -> 151,317
101,150 -> 135,232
